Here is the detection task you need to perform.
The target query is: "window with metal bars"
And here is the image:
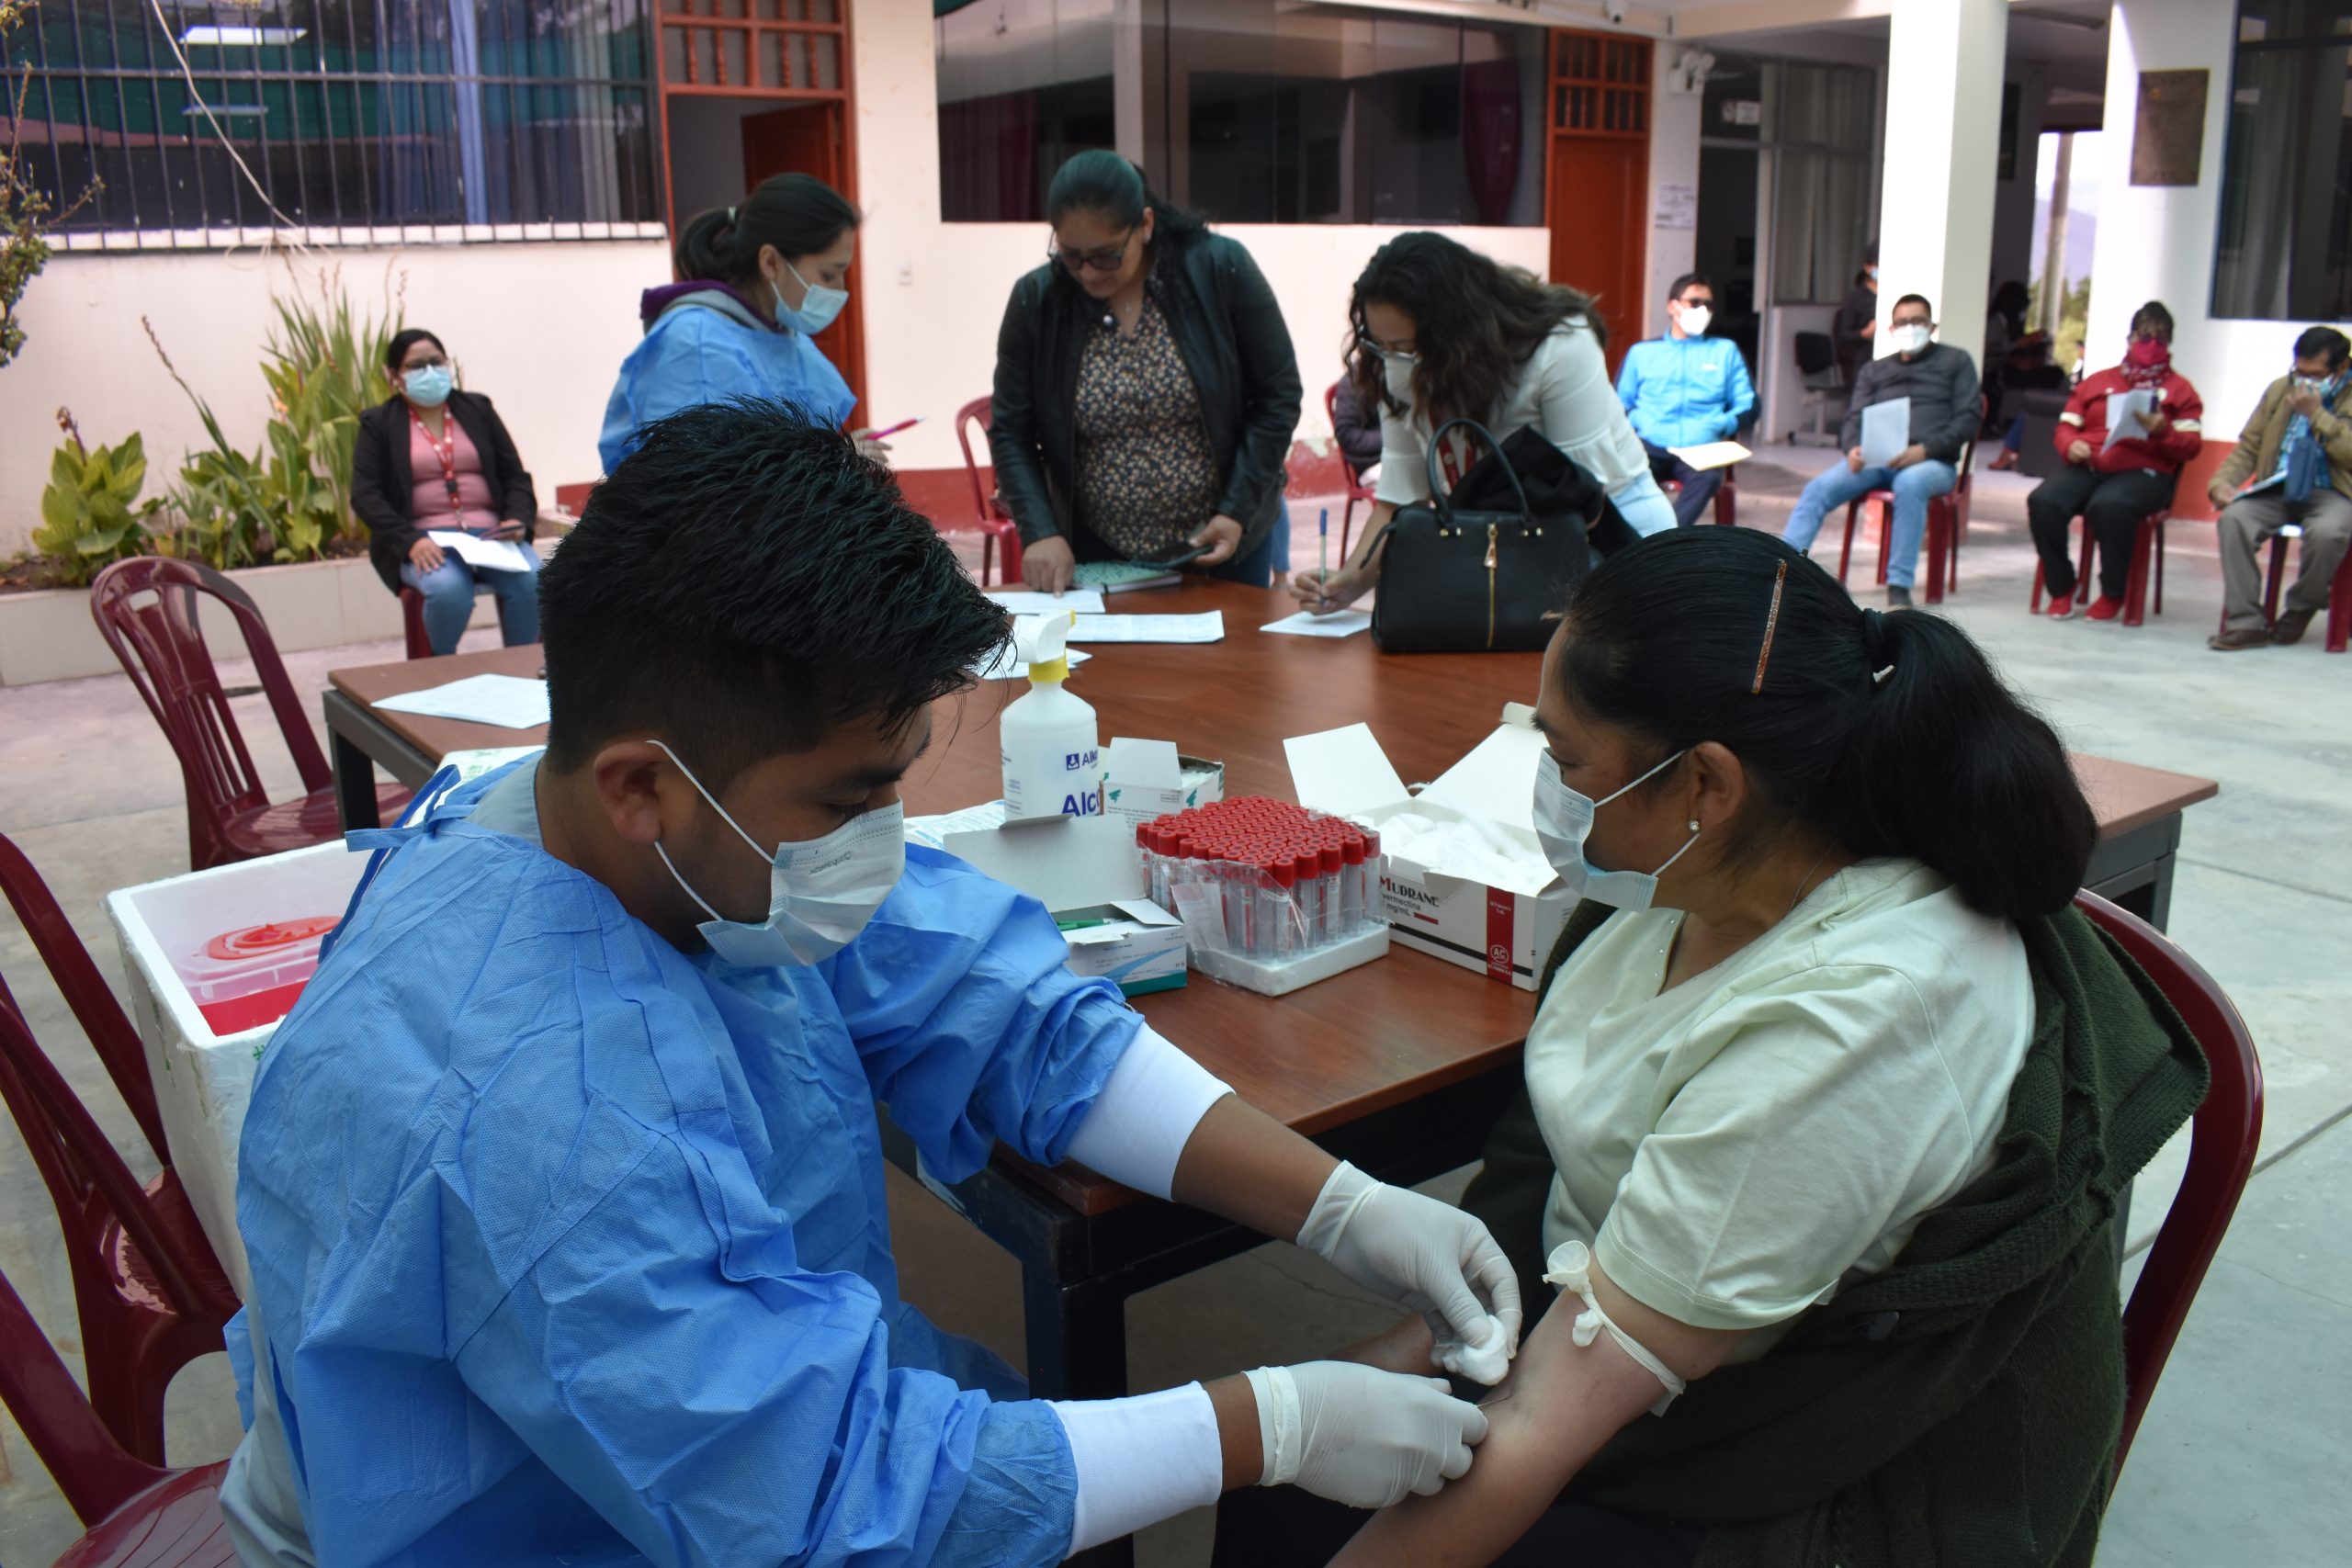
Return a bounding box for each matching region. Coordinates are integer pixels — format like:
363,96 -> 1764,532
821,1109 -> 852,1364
7,0 -> 662,244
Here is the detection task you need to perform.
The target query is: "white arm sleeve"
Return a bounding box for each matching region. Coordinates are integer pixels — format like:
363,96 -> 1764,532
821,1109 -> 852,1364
1050,1382 -> 1225,1554
1063,1023 -> 1234,1200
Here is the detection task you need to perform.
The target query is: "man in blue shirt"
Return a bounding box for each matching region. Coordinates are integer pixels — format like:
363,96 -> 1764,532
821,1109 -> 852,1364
219,400 -> 1513,1566
1615,274 -> 1757,527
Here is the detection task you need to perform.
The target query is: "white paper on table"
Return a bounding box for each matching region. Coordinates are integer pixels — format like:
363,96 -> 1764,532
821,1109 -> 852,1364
1261,609 -> 1372,638
1067,612 -> 1225,644
984,588 -> 1107,616
1665,440 -> 1752,472
425,531 -> 536,573
2103,389 -> 2158,450
373,673 -> 550,729
906,798 -> 1009,851
1858,398 -> 1912,468
970,645 -> 1094,680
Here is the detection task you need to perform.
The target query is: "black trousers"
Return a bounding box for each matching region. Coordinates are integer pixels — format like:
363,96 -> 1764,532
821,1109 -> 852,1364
2024,465 -> 2177,602
1212,1485 -> 1705,1567
1642,439 -> 1721,528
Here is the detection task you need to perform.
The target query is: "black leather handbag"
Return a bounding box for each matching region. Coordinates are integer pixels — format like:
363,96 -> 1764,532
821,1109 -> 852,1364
1371,418 -> 1608,653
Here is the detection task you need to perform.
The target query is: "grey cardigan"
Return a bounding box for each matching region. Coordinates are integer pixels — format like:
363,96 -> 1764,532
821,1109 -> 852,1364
1839,342 -> 1982,463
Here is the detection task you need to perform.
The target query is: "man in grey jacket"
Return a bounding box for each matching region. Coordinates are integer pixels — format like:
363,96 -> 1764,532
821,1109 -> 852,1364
1781,292 -> 1982,606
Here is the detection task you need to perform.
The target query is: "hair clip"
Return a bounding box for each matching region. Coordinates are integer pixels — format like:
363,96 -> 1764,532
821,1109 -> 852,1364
1751,559 -> 1789,694
1872,664 -> 1896,685
725,205 -> 737,224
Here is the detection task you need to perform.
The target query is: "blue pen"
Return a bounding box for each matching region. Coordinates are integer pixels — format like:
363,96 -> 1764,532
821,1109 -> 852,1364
1318,507 -> 1329,587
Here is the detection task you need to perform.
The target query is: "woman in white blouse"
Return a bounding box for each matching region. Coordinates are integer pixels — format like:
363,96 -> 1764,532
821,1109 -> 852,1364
1294,232 -> 1676,612
1221,525 -> 2204,1567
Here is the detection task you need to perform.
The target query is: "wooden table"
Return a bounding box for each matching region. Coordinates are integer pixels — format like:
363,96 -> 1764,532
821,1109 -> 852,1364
322,581 -> 2219,1406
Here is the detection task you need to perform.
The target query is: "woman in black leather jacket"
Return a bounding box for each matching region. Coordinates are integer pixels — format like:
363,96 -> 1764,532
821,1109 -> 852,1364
989,152 -> 1302,591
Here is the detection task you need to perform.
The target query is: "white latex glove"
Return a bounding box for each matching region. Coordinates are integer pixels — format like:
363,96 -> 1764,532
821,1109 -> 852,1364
1241,1362 -> 1489,1507
1296,1162 -> 1523,1370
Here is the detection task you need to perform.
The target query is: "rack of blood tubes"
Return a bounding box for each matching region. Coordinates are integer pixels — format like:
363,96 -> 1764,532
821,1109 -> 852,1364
1137,797 -> 1381,964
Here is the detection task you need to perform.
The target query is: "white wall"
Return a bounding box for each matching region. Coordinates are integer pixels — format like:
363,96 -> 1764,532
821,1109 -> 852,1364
849,0 -> 1548,478
1643,47 -> 1706,339
2088,0 -> 2304,433
0,241 -> 665,555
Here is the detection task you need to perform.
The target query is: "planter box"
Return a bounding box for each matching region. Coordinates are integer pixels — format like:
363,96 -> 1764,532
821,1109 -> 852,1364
0,541 -> 554,686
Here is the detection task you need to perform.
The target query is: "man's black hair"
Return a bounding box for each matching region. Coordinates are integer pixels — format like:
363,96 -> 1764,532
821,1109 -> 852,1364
1892,293 -> 1934,319
538,400 -> 1011,788
1668,272 -> 1714,301
2294,325 -> 2350,368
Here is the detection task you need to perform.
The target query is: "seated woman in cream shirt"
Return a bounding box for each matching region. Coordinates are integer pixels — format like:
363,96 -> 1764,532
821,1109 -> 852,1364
1220,525 -> 2204,1568
1294,232 -> 1675,612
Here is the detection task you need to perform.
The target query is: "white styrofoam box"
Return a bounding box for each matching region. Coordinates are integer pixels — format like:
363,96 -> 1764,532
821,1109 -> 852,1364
106,842 -> 368,1296
1187,919 -> 1389,998
1288,705 -> 1573,991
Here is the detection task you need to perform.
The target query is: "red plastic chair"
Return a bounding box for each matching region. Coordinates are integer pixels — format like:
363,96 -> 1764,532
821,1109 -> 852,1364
0,1260 -> 234,1563
0,833 -> 169,1167
1324,381 -> 1383,557
2030,509 -> 2172,626
952,396 -> 1025,587
2073,890 -> 2264,1470
0,977 -> 239,1465
2230,522 -> 2352,653
399,586 -> 434,660
1836,400 -> 1984,604
89,558 -> 409,870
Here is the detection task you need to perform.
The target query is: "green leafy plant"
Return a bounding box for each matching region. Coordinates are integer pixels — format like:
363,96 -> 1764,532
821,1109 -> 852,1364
34,410 -> 159,584
2,0 -> 100,369
263,260 -> 403,545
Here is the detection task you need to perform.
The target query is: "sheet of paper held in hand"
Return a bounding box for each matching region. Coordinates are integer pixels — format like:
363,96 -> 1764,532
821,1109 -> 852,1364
984,588 -> 1108,616
425,531 -> 536,574
1067,612 -> 1226,644
2102,389 -> 2158,451
374,673 -> 550,730
1665,440 -> 1752,472
1858,397 -> 1911,468
1261,609 -> 1372,638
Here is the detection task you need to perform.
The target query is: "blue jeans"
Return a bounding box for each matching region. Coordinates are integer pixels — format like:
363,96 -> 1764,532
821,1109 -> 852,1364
1780,459 -> 1959,589
400,547 -> 541,656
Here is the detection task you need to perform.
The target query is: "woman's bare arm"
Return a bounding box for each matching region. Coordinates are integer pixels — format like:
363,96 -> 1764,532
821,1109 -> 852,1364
1329,1259 -> 1747,1568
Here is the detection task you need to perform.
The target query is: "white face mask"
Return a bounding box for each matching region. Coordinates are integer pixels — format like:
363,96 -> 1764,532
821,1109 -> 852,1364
648,739 -> 905,967
1892,322 -> 1933,355
1678,303 -> 1713,337
1381,352 -> 1417,400
1532,750 -> 1699,914
772,259 -> 849,335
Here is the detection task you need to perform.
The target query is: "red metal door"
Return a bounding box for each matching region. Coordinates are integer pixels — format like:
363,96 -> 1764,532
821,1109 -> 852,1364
1546,30 -> 1652,377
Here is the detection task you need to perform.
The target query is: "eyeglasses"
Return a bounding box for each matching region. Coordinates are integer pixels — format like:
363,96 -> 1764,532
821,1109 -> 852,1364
1355,329 -> 1417,362
1049,230 -> 1136,274
402,356 -> 449,372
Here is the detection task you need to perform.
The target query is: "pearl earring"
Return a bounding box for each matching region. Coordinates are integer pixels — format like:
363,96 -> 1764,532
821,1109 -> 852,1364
1688,819 -> 1700,832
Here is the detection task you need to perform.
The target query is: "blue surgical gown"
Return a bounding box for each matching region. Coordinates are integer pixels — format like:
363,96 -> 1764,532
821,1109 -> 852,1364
599,300 -> 857,473
232,763 -> 1136,1565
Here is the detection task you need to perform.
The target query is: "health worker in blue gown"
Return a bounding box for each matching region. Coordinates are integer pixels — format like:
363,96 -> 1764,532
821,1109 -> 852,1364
599,173 -> 896,474
219,400 -> 1520,1568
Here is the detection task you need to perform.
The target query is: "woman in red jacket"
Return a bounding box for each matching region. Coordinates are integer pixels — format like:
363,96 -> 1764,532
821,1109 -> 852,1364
2026,301 -> 2204,619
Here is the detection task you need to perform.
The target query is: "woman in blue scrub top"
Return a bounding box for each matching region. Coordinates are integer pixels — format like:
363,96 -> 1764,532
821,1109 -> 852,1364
599,172 -> 876,472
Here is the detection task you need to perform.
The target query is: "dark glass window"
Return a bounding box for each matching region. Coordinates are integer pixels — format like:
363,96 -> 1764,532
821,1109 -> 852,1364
2213,1 -> 2352,319
934,0 -> 1544,226
8,0 -> 660,240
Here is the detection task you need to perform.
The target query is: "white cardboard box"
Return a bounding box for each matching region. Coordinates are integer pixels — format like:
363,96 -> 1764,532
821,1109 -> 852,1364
1286,705 -> 1572,991
944,813 -> 1188,997
1102,738 -> 1226,830
105,842 -> 368,1295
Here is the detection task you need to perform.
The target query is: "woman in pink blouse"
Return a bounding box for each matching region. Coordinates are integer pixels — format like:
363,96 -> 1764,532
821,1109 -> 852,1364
352,329 -> 542,655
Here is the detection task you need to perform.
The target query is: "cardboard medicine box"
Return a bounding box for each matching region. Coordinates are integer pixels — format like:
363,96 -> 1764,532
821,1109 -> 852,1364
1286,705 -> 1571,991
943,813 -> 1188,998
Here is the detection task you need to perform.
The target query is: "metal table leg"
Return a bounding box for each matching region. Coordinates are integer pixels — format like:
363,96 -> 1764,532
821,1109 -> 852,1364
332,724 -> 383,830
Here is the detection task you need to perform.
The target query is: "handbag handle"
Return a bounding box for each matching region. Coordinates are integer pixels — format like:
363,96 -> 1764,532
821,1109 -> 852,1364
1424,416 -> 1535,527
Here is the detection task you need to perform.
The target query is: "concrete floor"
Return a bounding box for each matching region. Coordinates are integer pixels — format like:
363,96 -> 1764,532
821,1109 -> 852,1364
2,456 -> 2346,1563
